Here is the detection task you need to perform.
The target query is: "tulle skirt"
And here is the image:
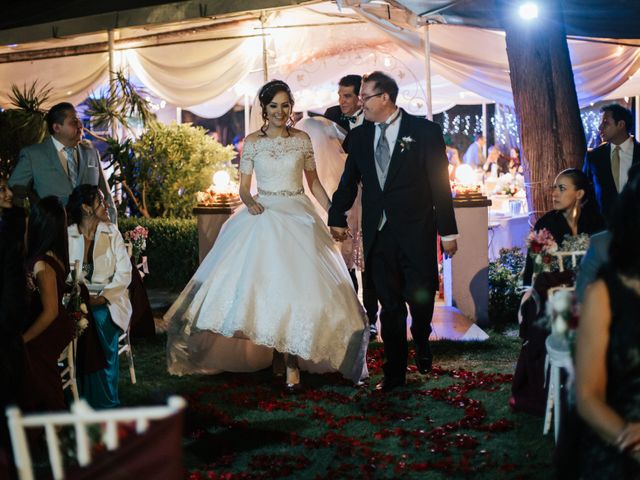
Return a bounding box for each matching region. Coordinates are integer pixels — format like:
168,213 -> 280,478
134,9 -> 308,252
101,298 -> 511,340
165,193 -> 368,383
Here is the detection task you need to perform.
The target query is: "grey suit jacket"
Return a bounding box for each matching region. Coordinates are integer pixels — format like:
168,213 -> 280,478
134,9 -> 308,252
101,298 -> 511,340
9,137 -> 116,221
575,230 -> 612,302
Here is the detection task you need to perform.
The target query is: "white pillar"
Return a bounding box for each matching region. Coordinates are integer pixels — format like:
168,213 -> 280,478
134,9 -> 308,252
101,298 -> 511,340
422,24 -> 433,120
107,30 -> 118,139
176,107 -> 182,124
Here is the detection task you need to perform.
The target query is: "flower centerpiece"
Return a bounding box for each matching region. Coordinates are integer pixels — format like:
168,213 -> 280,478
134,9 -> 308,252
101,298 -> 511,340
64,260 -> 89,339
124,225 -> 149,264
196,170 -> 241,209
450,164 -> 483,197
494,173 -> 526,198
527,228 -> 558,276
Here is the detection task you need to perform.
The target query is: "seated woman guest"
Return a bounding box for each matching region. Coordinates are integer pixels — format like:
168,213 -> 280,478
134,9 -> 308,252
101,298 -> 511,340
523,168 -> 605,285
575,169 -> 640,479
23,197 -> 74,411
67,185 -> 132,409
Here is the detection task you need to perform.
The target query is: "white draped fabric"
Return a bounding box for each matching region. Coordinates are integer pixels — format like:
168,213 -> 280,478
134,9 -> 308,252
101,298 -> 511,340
0,2 -> 637,116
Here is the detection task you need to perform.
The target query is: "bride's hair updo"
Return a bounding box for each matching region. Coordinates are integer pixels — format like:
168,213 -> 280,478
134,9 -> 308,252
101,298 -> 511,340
258,80 -> 295,136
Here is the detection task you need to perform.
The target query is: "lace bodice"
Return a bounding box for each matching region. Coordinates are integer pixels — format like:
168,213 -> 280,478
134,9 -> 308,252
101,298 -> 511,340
239,136 -> 316,193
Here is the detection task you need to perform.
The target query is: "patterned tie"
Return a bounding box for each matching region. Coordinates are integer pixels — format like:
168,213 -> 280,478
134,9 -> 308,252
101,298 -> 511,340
611,145 -> 621,192
64,147 -> 78,188
375,123 -> 391,174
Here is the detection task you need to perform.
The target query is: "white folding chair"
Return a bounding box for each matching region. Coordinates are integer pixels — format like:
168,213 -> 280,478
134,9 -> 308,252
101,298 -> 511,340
553,250 -> 586,272
58,341 -> 79,403
118,326 -> 136,384
6,396 -> 186,480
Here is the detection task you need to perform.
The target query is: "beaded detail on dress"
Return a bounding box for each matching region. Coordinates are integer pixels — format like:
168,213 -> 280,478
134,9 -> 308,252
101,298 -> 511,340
257,187 -> 304,197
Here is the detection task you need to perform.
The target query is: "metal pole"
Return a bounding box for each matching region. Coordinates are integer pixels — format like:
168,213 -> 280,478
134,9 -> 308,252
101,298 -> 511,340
244,94 -> 251,136
107,29 -> 118,139
482,102 -> 488,155
422,24 -> 433,120
260,12 -> 269,82
636,96 -> 640,140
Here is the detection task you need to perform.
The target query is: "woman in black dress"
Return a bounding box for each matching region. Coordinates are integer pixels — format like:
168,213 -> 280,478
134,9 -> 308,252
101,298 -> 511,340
522,168 -> 605,285
576,168 -> 640,478
23,197 -> 74,411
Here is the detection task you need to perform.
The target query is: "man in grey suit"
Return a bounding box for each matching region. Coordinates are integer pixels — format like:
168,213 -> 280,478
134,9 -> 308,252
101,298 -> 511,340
9,102 -> 116,221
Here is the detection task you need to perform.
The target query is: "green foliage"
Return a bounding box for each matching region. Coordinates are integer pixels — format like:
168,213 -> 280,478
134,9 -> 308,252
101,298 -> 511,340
118,217 -> 198,289
0,81 -> 50,177
129,122 -> 236,218
488,247 -> 526,328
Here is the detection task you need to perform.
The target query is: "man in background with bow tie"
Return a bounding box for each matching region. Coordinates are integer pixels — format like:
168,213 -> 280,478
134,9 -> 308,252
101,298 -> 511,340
329,71 -> 458,392
10,102 -> 116,221
324,75 -> 366,132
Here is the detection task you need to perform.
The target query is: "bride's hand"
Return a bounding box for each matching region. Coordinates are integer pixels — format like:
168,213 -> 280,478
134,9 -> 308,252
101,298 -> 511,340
247,202 -> 265,215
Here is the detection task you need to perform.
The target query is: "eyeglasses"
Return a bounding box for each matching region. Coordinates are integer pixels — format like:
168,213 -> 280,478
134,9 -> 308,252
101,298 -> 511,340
359,92 -> 384,103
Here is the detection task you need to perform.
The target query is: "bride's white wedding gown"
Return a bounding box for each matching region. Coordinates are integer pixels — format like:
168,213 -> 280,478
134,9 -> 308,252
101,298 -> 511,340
165,134 -> 368,383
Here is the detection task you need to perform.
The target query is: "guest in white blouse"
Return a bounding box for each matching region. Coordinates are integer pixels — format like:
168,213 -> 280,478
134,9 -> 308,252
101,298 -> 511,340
67,184 -> 132,408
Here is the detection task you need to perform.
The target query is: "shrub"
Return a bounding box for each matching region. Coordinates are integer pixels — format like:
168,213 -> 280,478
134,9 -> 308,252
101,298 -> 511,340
488,247 -> 526,328
128,122 -> 237,218
119,217 -> 197,290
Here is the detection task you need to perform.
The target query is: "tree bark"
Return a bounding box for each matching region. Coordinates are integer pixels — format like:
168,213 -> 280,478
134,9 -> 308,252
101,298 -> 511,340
498,0 -> 586,218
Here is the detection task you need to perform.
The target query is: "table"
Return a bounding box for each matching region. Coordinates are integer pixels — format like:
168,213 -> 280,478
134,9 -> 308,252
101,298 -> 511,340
488,212 -> 531,261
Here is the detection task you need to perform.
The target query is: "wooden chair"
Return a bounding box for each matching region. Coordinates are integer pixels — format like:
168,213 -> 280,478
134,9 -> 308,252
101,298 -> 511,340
6,396 -> 186,480
553,250 -> 586,272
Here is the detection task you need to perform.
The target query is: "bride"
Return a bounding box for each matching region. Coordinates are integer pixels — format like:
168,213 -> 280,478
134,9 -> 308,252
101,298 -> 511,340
165,80 -> 369,389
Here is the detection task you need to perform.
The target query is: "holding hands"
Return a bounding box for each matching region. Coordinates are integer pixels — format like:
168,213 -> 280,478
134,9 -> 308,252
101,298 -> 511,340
330,226 -> 350,242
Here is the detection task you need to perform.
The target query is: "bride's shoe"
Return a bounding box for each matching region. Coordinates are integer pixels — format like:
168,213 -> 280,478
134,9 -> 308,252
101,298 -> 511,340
285,354 -> 301,392
272,351 -> 285,377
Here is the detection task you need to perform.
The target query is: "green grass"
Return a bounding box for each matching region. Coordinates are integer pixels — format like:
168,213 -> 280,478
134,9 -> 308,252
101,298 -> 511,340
120,331 -> 553,479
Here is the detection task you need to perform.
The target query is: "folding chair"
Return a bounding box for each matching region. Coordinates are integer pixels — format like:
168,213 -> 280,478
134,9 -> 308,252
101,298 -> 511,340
118,326 -> 136,384
6,396 -> 186,480
58,341 -> 79,402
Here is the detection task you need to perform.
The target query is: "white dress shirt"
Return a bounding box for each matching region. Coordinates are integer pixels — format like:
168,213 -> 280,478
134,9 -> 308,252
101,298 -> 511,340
348,110 -> 365,130
51,136 -> 77,178
611,135 -> 635,192
372,109 -> 458,242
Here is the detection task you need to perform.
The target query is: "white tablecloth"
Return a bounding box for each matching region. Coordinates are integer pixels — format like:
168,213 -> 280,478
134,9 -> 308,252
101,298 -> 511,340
488,212 -> 532,261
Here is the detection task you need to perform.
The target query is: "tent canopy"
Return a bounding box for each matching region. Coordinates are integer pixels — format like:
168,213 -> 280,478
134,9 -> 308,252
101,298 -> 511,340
0,2 -> 638,117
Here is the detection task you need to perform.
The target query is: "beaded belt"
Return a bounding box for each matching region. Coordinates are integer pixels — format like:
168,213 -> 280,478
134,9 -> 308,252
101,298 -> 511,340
258,187 -> 304,197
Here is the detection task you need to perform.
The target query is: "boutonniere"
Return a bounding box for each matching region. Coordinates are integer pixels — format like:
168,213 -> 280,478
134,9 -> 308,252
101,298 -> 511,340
397,136 -> 415,152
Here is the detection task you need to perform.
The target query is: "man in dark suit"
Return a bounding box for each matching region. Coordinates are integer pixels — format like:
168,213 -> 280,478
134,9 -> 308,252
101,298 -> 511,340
328,71 -> 458,392
583,103 -> 639,218
9,102 -> 116,221
324,75 -> 366,132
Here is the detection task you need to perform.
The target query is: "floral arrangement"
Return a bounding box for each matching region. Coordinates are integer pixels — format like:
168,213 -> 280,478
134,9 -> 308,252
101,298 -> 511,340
494,173 -> 526,197
527,228 -> 558,276
397,136 -> 415,152
545,289 -> 579,346
560,233 -> 590,252
195,187 -> 238,207
124,225 -> 149,264
64,261 -> 89,339
450,181 -> 482,196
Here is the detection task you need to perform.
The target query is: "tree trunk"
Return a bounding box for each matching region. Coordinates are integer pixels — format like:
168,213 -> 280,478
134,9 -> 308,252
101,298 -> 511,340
498,0 -> 586,219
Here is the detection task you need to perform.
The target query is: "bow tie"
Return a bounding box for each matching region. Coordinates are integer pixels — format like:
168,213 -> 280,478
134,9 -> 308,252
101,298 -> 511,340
340,113 -> 360,124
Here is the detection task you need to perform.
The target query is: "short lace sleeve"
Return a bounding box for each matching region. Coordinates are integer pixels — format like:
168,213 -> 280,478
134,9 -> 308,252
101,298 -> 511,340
302,137 -> 316,171
239,141 -> 256,175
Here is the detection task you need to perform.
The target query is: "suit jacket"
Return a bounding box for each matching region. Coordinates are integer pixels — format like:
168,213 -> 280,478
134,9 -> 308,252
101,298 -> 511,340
583,139 -> 640,217
323,105 -> 351,132
328,110 -> 458,286
68,222 -> 132,331
575,230 -> 611,302
9,137 -> 117,221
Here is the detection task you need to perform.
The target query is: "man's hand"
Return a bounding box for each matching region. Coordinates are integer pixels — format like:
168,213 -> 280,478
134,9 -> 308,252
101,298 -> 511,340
330,226 -> 349,242
442,239 -> 458,259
